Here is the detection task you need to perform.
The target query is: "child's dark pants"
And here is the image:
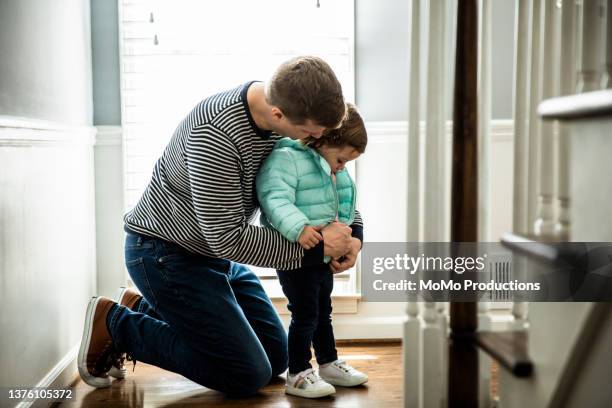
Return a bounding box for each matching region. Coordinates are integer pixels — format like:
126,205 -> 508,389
277,263 -> 338,374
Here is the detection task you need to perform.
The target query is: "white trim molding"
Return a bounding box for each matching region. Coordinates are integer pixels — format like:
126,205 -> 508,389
333,315 -> 405,339
365,119 -> 514,143
272,294 -> 361,315
95,125 -> 122,146
15,345 -> 79,408
0,116 -> 96,146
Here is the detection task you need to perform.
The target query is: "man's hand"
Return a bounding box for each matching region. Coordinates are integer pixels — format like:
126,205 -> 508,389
322,222 -> 352,259
330,237 -> 362,274
298,225 -> 323,249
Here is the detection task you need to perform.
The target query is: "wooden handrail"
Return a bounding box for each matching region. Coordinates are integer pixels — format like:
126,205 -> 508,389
500,233 -> 585,268
475,331 -> 533,377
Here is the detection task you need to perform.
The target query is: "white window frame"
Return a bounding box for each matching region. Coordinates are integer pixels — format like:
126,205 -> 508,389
117,0 -> 360,308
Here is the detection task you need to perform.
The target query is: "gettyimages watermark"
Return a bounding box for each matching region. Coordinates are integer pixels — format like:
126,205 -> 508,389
360,242 -> 612,302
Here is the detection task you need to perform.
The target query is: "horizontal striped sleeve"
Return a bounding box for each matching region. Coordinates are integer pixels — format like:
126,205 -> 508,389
351,209 -> 364,243
184,124 -> 312,268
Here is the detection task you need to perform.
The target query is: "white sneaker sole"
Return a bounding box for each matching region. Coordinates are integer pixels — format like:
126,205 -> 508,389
78,297 -> 112,388
321,376 -> 368,387
108,365 -> 127,379
285,384 -> 335,398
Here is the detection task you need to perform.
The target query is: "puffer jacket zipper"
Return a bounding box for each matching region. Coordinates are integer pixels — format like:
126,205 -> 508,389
332,172 -> 339,221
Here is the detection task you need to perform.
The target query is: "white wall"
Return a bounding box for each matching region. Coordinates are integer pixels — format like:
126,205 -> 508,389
90,0 -> 126,298
90,0 -> 122,126
0,120 -> 97,388
0,0 -> 93,125
358,120 -> 514,244
0,0 -> 97,391
355,0 -> 516,121
94,126 -> 126,298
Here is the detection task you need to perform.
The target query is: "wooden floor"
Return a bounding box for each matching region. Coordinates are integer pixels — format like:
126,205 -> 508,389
64,342 -> 402,408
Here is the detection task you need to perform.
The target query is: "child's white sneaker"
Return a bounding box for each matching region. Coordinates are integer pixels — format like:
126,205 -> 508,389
319,359 -> 369,387
286,368 -> 336,398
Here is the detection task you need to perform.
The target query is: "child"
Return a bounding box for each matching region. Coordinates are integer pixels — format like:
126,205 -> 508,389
256,103 -> 368,398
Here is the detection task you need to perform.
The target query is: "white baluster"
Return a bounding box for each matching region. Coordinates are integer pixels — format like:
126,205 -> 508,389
405,1 -> 423,406
528,0 -> 543,231
421,1 -> 449,403
478,300 -> 492,406
424,0 -> 448,243
535,0 -> 560,238
420,301 -> 444,408
512,0 -> 532,236
478,301 -> 492,331
512,0 -> 534,331
577,0 -> 604,92
407,0 -> 421,244
438,301 -> 448,408
511,293 -> 530,330
555,0 -> 578,240
478,0 -> 492,242
477,1 -> 493,404
404,299 -> 421,408
437,301 -> 448,335
603,0 -> 612,88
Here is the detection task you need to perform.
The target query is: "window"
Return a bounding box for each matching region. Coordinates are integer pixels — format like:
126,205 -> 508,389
119,0 -> 358,297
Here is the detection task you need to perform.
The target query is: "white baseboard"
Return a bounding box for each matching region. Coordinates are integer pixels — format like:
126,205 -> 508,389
332,310 -> 513,340
15,345 -> 79,408
333,316 -> 406,340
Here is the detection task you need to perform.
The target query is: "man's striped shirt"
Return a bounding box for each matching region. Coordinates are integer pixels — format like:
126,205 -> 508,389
124,82 -> 363,270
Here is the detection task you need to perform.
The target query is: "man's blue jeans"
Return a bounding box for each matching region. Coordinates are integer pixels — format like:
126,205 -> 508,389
107,230 -> 288,396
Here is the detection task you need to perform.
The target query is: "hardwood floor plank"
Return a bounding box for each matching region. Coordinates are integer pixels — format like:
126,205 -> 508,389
63,343 -> 402,408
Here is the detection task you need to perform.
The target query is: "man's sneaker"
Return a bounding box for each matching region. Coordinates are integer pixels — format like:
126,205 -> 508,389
285,368 -> 335,398
319,360 -> 368,387
108,287 -> 142,379
78,297 -> 120,388
116,286 -> 142,310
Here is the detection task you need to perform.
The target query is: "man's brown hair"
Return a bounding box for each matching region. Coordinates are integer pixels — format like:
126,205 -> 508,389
266,56 -> 346,129
302,103 -> 367,153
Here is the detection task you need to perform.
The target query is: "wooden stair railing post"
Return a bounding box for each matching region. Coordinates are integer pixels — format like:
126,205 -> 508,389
448,0 -> 479,406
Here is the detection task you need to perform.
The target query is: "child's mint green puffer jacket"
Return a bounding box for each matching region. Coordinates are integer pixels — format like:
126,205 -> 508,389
256,137 -> 357,247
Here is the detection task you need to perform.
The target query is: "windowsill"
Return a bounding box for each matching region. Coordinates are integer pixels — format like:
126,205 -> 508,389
271,294 -> 362,315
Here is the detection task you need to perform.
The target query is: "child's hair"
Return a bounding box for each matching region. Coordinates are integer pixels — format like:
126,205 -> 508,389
301,103 -> 367,153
